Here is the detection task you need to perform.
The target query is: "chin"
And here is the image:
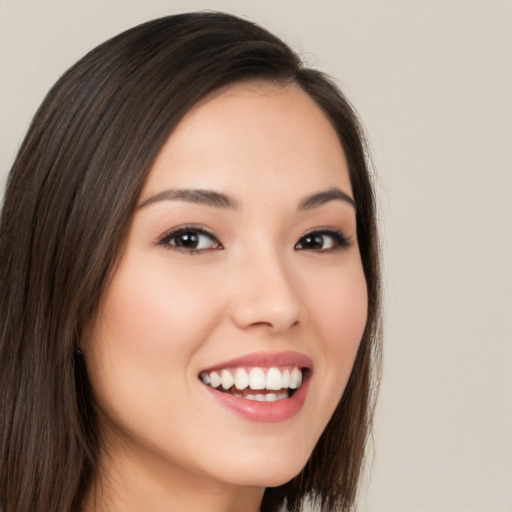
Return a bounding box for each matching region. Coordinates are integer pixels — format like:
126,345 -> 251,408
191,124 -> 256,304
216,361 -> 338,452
257,471 -> 302,489
223,467 -> 302,489
206,444 -> 311,489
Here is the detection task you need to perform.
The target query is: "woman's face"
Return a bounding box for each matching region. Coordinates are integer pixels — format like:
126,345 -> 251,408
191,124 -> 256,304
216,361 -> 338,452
87,83 -> 368,496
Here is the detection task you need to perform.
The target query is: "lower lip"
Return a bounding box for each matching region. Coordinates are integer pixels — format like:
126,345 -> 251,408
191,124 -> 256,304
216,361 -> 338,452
202,374 -> 310,423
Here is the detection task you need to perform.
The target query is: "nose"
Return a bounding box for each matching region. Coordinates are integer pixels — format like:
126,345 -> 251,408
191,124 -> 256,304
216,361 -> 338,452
229,249 -> 303,334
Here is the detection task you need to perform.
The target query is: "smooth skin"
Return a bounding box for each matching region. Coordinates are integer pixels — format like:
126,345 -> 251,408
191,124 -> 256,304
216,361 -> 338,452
84,82 -> 368,512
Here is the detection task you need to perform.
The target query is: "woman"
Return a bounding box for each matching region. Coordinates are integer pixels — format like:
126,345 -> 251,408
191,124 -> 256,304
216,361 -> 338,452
0,11 -> 381,512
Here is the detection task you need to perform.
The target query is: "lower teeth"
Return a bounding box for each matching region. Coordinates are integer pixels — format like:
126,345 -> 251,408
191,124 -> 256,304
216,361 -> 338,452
220,388 -> 290,401
236,392 -> 289,402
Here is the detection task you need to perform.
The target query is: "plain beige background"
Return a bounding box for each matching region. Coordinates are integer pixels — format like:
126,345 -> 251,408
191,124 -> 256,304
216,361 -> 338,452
1,1 -> 511,511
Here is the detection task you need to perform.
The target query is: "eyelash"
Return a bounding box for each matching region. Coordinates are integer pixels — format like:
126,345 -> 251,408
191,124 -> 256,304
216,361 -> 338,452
158,225 -> 223,254
294,228 -> 352,252
157,225 -> 351,254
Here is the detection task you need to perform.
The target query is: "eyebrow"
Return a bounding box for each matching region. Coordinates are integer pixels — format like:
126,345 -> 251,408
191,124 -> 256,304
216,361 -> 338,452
298,188 -> 356,211
138,186 -> 355,211
138,189 -> 240,210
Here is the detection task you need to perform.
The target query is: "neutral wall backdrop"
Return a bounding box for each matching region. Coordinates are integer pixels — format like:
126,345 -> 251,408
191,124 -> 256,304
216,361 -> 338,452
1,1 -> 511,511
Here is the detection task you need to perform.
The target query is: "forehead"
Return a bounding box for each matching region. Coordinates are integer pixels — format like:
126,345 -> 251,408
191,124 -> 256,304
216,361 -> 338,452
142,82 -> 352,202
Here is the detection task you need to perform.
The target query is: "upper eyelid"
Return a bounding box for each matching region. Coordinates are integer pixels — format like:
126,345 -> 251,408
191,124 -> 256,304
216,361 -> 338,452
157,224 -> 221,246
299,226 -> 350,239
156,224 -> 351,248
296,227 -> 353,249
301,226 -> 339,235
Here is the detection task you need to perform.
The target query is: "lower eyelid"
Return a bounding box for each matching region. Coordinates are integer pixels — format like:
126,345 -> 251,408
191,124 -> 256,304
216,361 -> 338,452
157,225 -> 350,252
296,229 -> 351,251
157,226 -> 222,251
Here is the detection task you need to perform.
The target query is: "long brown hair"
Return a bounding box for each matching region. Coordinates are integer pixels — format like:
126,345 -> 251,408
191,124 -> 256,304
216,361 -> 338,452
0,12 -> 381,512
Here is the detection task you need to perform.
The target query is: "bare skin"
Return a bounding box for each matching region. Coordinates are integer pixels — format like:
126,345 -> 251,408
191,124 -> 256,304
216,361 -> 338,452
84,82 -> 367,511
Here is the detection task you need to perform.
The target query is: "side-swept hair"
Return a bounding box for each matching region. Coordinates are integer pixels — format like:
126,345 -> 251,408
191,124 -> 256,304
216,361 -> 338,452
0,11 -> 381,512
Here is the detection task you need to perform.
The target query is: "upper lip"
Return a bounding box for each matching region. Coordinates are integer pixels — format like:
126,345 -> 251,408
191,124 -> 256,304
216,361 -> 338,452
200,351 -> 313,372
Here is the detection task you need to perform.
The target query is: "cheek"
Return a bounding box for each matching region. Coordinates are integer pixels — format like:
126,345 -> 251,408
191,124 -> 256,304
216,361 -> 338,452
308,259 -> 368,402
322,266 -> 368,349
85,258 -> 224,419
96,259 -> 222,361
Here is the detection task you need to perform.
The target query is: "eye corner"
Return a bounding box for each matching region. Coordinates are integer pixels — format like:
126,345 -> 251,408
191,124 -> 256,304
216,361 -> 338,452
294,228 -> 352,253
157,225 -> 223,253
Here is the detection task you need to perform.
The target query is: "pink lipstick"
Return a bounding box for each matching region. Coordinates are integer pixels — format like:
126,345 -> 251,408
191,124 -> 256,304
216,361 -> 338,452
199,351 -> 312,423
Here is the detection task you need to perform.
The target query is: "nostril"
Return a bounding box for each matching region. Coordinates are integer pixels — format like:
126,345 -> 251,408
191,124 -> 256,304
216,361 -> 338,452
228,265 -> 302,333
231,305 -> 301,334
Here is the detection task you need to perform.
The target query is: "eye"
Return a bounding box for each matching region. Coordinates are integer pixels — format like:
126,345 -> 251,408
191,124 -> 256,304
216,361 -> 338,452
294,229 -> 351,252
158,227 -> 223,252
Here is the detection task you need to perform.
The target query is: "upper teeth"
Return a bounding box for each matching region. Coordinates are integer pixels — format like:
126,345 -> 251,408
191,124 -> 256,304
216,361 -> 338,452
200,366 -> 303,391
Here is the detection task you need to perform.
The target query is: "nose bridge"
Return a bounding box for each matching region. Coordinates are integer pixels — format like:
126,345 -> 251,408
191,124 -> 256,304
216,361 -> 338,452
230,242 -> 302,333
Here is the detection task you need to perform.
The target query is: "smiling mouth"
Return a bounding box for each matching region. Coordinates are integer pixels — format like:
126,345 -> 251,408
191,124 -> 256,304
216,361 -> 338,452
199,366 -> 306,402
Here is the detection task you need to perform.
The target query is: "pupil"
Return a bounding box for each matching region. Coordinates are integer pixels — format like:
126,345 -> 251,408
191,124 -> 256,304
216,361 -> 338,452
304,234 -> 323,249
176,232 -> 198,248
